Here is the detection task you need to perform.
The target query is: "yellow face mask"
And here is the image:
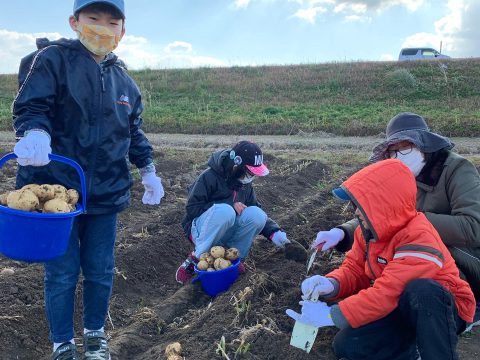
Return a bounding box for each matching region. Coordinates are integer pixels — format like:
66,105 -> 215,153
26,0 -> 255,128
76,24 -> 120,56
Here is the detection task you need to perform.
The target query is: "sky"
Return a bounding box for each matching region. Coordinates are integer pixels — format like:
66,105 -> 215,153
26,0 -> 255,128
0,0 -> 479,74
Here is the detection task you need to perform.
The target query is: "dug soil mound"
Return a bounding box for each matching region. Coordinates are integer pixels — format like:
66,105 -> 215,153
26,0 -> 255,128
0,144 -> 478,360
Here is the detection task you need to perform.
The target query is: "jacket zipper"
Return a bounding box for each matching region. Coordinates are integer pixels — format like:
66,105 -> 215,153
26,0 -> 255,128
101,66 -> 106,92
85,62 -> 106,207
355,208 -> 378,281
365,239 -> 377,280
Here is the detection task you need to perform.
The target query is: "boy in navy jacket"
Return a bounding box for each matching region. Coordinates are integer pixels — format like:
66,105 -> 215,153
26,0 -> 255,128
12,1 -> 164,358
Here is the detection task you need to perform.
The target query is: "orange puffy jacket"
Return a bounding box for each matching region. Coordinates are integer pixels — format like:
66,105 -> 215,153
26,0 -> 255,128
327,159 -> 475,328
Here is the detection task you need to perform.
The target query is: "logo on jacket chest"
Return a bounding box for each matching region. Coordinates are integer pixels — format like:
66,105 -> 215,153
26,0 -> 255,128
117,94 -> 131,108
377,256 -> 388,265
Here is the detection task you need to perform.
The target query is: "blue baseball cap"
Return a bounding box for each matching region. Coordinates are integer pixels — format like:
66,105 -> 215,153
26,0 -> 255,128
332,187 -> 351,201
73,0 -> 125,18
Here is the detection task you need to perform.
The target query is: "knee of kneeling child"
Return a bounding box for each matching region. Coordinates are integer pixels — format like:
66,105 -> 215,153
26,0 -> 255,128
400,279 -> 444,307
404,279 -> 440,295
332,330 -> 355,359
213,203 -> 237,225
242,206 -> 267,227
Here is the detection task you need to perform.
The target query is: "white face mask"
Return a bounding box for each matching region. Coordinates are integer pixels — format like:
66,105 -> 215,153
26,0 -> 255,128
239,173 -> 255,184
396,147 -> 425,176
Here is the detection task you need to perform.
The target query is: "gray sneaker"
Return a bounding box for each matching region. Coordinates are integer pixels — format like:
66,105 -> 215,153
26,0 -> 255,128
83,331 -> 111,360
51,342 -> 80,360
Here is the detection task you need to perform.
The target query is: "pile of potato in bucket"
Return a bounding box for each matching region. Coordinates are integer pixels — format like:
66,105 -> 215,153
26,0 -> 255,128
197,246 -> 240,271
0,184 -> 79,213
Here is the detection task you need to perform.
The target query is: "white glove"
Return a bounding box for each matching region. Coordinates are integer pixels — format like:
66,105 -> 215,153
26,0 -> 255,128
14,130 -> 51,166
141,172 -> 164,205
286,300 -> 335,328
271,230 -> 291,247
301,275 -> 335,300
311,228 -> 345,251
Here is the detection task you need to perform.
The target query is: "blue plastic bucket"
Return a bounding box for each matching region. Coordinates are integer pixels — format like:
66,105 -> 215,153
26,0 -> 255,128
0,153 -> 87,262
192,259 -> 240,296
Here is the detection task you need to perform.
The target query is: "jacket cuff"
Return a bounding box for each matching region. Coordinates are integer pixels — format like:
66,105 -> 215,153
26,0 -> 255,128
330,304 -> 350,329
17,128 -> 51,140
324,278 -> 340,299
335,225 -> 354,253
267,229 -> 281,240
135,157 -> 154,170
16,124 -> 51,138
139,162 -> 155,176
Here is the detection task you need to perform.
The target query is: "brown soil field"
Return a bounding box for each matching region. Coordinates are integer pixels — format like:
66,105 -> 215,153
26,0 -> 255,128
0,134 -> 478,360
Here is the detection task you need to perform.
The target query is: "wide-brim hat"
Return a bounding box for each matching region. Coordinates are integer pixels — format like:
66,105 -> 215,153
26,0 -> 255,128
369,112 -> 454,162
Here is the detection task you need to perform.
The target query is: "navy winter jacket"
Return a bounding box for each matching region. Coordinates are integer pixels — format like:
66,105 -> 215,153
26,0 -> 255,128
12,38 -> 153,214
181,149 -> 281,239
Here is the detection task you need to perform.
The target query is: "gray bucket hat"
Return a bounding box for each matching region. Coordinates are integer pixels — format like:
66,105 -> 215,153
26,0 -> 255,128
369,112 -> 454,162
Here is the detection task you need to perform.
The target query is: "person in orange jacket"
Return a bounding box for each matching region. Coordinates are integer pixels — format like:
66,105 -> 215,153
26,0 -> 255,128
287,159 -> 475,360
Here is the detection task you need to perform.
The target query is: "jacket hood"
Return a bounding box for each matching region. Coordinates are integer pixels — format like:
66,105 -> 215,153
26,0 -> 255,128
208,149 -> 232,178
341,159 -> 417,242
36,37 -> 79,50
35,38 -> 120,66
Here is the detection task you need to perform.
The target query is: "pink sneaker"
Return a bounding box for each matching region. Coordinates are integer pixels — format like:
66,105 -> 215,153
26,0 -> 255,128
175,254 -> 198,284
238,261 -> 246,274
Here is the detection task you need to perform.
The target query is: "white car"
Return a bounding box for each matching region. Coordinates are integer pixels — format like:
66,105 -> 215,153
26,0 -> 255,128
398,48 -> 450,61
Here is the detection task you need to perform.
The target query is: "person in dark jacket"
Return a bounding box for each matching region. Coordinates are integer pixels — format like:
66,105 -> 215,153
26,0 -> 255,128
310,112 -> 480,330
11,1 -> 164,359
176,141 -> 290,284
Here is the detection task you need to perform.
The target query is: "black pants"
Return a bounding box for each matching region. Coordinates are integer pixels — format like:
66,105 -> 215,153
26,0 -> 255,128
332,279 -> 466,360
448,246 -> 480,301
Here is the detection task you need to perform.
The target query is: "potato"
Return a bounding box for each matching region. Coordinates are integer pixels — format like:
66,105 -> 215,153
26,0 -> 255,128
21,184 -> 40,194
0,192 -> 10,206
199,252 -> 210,262
52,184 -> 69,202
225,248 -> 240,261
205,255 -> 215,266
210,246 -> 225,259
67,189 -> 79,205
37,184 -> 56,202
0,268 -> 15,276
197,260 -> 209,271
214,258 -> 231,270
165,342 -> 182,357
7,189 -> 39,211
43,198 -> 71,213
22,184 -> 55,202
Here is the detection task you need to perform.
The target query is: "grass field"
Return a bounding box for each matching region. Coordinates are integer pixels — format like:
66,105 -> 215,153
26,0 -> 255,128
1,58 -> 479,136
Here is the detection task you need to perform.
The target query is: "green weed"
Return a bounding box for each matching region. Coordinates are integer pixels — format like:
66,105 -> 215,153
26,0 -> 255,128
215,335 -> 231,360
1,60 -> 479,136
